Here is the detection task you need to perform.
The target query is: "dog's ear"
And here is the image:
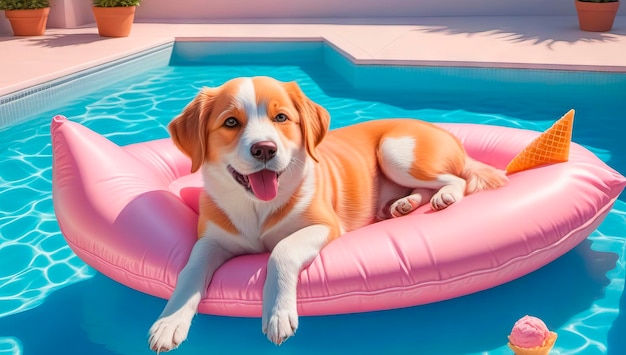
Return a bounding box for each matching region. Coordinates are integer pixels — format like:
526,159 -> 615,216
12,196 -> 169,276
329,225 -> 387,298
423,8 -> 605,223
168,88 -> 217,173
285,81 -> 329,162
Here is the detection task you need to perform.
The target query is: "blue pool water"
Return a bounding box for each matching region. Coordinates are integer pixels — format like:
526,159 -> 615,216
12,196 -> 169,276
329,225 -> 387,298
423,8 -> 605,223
0,42 -> 625,354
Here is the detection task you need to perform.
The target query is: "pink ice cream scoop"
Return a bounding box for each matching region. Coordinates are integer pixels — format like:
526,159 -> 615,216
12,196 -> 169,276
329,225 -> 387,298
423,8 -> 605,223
509,315 -> 550,348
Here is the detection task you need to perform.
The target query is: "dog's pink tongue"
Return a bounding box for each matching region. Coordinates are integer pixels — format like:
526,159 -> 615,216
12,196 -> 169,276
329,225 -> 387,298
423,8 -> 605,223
248,170 -> 279,201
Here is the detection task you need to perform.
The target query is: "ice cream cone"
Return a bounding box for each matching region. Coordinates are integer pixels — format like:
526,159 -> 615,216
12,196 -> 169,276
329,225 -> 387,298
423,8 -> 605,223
508,331 -> 558,355
505,109 -> 574,174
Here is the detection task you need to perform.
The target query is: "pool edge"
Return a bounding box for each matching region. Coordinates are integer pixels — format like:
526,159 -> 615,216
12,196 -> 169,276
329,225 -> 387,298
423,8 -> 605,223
0,42 -> 174,129
2,35 -> 626,129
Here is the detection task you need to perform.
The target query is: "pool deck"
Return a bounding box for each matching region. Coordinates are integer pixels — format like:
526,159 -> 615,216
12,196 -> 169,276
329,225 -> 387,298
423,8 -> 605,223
0,16 -> 625,97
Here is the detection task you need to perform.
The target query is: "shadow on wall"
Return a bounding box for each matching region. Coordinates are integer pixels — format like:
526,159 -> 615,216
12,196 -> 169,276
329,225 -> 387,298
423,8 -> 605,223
0,16 -> 11,37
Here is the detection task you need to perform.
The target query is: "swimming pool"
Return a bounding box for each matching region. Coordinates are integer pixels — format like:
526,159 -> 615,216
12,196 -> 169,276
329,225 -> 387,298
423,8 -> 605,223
0,41 -> 625,355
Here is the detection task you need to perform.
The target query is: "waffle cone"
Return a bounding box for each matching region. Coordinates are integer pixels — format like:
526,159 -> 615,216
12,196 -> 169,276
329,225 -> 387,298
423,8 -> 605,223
508,332 -> 558,355
505,109 -> 574,174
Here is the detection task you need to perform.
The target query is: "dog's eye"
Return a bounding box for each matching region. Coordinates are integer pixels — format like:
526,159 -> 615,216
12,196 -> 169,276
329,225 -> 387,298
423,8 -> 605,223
224,117 -> 239,127
274,113 -> 288,123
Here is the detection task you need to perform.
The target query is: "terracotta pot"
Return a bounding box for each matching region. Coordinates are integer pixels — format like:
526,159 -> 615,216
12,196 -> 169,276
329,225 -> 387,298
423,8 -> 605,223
92,6 -> 136,37
4,7 -> 50,36
575,0 -> 620,32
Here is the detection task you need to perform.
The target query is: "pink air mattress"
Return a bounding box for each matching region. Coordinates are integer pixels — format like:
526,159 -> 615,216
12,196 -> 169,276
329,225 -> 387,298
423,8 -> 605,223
51,115 -> 626,317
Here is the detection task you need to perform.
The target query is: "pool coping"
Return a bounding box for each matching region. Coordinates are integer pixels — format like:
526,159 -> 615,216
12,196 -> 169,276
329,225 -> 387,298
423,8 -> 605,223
173,35 -> 626,72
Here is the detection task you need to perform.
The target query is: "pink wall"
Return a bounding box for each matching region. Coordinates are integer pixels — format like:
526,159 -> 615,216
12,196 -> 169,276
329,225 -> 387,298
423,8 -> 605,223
134,0 -> 623,20
1,0 -> 624,36
47,0 -> 94,29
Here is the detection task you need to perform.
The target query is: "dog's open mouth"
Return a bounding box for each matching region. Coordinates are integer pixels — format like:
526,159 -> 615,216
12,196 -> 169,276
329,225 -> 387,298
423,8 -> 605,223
228,165 -> 280,201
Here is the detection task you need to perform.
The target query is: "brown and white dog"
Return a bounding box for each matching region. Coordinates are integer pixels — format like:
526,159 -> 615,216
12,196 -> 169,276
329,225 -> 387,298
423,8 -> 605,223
148,76 -> 508,352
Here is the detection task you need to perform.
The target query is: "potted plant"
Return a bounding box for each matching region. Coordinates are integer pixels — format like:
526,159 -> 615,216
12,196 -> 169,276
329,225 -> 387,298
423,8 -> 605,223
575,0 -> 621,32
92,0 -> 141,38
0,0 -> 50,36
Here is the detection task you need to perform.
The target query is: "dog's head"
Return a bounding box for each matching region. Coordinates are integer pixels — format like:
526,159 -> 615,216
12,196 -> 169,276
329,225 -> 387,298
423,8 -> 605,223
169,76 -> 329,202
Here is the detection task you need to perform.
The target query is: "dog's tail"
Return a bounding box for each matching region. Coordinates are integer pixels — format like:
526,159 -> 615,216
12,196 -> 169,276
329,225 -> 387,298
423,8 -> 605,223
461,157 -> 508,194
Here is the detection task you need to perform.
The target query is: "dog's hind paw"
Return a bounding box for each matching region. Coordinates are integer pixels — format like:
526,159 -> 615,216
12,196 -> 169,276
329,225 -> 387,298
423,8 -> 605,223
430,187 -> 463,210
390,196 -> 421,217
148,315 -> 191,353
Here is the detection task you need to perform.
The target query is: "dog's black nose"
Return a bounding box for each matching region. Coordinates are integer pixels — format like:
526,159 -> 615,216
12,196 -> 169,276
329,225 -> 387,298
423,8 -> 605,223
250,141 -> 277,162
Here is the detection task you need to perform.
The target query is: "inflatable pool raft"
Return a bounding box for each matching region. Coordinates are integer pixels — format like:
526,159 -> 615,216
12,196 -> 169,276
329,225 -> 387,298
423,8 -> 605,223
51,113 -> 625,317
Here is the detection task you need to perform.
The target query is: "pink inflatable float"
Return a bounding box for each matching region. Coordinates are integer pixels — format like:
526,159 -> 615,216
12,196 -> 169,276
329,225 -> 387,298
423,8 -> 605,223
51,114 -> 625,317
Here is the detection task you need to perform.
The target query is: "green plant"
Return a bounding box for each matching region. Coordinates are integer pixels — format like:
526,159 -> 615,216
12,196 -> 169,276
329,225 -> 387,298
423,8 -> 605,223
92,0 -> 141,7
577,0 -> 619,2
0,0 -> 49,10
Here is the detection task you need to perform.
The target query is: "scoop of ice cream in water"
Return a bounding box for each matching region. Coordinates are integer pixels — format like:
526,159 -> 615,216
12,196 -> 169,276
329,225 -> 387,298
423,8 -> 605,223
508,315 -> 558,354
509,315 -> 550,348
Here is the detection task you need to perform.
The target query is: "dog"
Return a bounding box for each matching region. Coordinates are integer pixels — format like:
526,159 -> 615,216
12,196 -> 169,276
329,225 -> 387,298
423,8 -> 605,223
148,76 -> 508,352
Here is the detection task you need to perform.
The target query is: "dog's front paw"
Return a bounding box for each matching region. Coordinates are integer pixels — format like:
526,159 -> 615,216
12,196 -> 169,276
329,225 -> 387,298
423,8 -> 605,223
262,303 -> 299,345
148,313 -> 193,353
